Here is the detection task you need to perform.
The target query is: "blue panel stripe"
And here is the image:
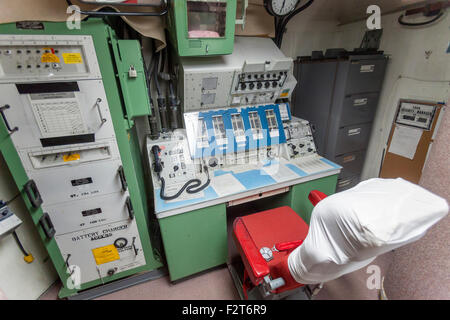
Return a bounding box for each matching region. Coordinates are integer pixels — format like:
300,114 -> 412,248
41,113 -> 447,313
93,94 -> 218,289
232,169 -> 277,190
285,164 -> 308,177
319,158 -> 342,169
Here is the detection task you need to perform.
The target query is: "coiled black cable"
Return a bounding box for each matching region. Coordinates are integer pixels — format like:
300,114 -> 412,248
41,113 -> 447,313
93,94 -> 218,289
158,166 -> 211,201
398,11 -> 444,26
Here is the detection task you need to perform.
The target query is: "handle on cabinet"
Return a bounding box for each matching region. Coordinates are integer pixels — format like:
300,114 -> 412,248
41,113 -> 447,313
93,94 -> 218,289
39,212 -> 56,240
126,196 -> 134,220
118,165 -> 128,191
24,180 -> 43,208
0,105 -> 18,133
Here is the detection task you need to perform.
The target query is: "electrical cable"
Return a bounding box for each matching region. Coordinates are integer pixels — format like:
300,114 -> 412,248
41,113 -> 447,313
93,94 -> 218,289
153,51 -> 162,97
65,0 -> 168,17
12,231 -> 29,256
275,0 -> 314,48
5,192 -> 20,205
158,166 -> 211,201
145,52 -> 160,139
398,10 -> 444,26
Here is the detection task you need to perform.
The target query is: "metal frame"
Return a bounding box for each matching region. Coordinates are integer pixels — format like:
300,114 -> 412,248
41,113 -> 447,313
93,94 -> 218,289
67,268 -> 168,300
0,19 -> 163,298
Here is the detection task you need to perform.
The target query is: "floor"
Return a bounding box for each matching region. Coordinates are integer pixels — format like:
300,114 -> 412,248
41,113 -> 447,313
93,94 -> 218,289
40,252 -> 393,300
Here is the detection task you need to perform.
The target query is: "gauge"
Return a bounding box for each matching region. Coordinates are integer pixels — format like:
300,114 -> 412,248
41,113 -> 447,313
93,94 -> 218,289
264,0 -> 300,17
114,237 -> 128,248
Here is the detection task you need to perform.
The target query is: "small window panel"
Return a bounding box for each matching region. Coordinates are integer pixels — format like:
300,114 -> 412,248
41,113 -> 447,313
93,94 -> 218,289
231,113 -> 245,143
248,111 -> 263,140
212,115 -> 227,145
266,109 -> 279,137
187,1 -> 227,39
196,117 -> 209,148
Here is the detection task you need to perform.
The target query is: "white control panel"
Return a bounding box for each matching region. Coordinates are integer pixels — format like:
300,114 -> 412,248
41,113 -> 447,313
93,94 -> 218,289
179,37 -> 297,112
0,35 -> 145,284
0,35 -> 101,83
282,118 -> 318,160
0,204 -> 22,239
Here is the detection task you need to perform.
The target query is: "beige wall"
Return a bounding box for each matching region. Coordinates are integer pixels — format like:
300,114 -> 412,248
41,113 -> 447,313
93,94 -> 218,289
330,12 -> 449,299
0,156 -> 57,300
382,106 -> 449,299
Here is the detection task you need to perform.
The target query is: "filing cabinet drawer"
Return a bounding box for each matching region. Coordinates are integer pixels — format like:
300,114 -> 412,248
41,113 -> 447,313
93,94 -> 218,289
334,123 -> 372,155
345,58 -> 387,95
337,174 -> 360,192
340,93 -> 379,127
334,150 -> 366,179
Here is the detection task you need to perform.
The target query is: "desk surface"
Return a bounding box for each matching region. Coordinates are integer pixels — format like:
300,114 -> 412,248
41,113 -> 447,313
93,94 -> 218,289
153,156 -> 342,219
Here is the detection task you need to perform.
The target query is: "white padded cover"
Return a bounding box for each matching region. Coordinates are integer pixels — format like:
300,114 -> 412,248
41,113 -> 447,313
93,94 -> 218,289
288,178 -> 449,284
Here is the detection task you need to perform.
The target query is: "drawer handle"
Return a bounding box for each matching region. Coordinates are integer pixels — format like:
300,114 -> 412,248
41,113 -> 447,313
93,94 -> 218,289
126,196 -> 134,220
0,105 -> 19,133
24,180 -> 43,208
118,165 -> 128,191
94,98 -> 107,125
39,212 -> 56,240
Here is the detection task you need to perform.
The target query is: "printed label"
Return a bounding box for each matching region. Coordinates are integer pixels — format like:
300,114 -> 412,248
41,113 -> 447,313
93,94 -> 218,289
92,244 -> 120,265
348,128 -> 361,136
354,98 -> 368,106
343,155 -> 356,163
63,153 -> 81,162
280,89 -> 290,98
41,51 -> 60,63
63,53 -> 83,64
360,65 -> 375,73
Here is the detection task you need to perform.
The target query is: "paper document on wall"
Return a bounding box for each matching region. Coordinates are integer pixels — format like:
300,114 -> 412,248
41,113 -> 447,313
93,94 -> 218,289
212,173 -> 246,197
388,125 -> 423,160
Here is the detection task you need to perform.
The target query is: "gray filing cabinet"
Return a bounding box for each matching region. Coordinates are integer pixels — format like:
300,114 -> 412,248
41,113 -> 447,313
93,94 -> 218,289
293,53 -> 388,191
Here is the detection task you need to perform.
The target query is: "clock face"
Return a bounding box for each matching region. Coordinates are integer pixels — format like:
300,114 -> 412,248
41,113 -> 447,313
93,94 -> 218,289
269,0 -> 299,16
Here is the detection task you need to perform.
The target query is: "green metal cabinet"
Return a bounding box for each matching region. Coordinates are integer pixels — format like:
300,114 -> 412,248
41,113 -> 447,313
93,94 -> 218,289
0,19 -> 162,298
167,0 -> 237,56
159,204 -> 228,281
158,174 -> 338,281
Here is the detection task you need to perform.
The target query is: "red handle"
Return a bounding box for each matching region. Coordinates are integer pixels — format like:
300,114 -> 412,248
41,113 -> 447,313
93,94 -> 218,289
275,240 -> 303,251
308,190 -> 328,207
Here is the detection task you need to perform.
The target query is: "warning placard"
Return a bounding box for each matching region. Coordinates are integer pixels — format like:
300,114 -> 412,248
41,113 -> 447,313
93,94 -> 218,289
92,244 -> 120,265
63,153 -> 80,162
63,53 -> 83,64
41,53 -> 60,63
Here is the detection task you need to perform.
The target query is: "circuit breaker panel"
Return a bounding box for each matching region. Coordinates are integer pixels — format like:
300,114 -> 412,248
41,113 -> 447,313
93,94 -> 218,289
0,32 -> 155,295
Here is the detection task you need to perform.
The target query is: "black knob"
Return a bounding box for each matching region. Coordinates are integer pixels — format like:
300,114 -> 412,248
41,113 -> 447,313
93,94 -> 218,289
249,83 -> 255,90
209,158 -> 218,168
257,82 -> 262,89
308,148 -> 313,152
173,165 -> 179,172
264,82 -> 270,88
240,83 -> 247,90
272,81 -> 278,87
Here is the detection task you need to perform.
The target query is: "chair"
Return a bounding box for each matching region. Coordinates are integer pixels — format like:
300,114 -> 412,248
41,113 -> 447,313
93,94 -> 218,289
232,190 -> 327,299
